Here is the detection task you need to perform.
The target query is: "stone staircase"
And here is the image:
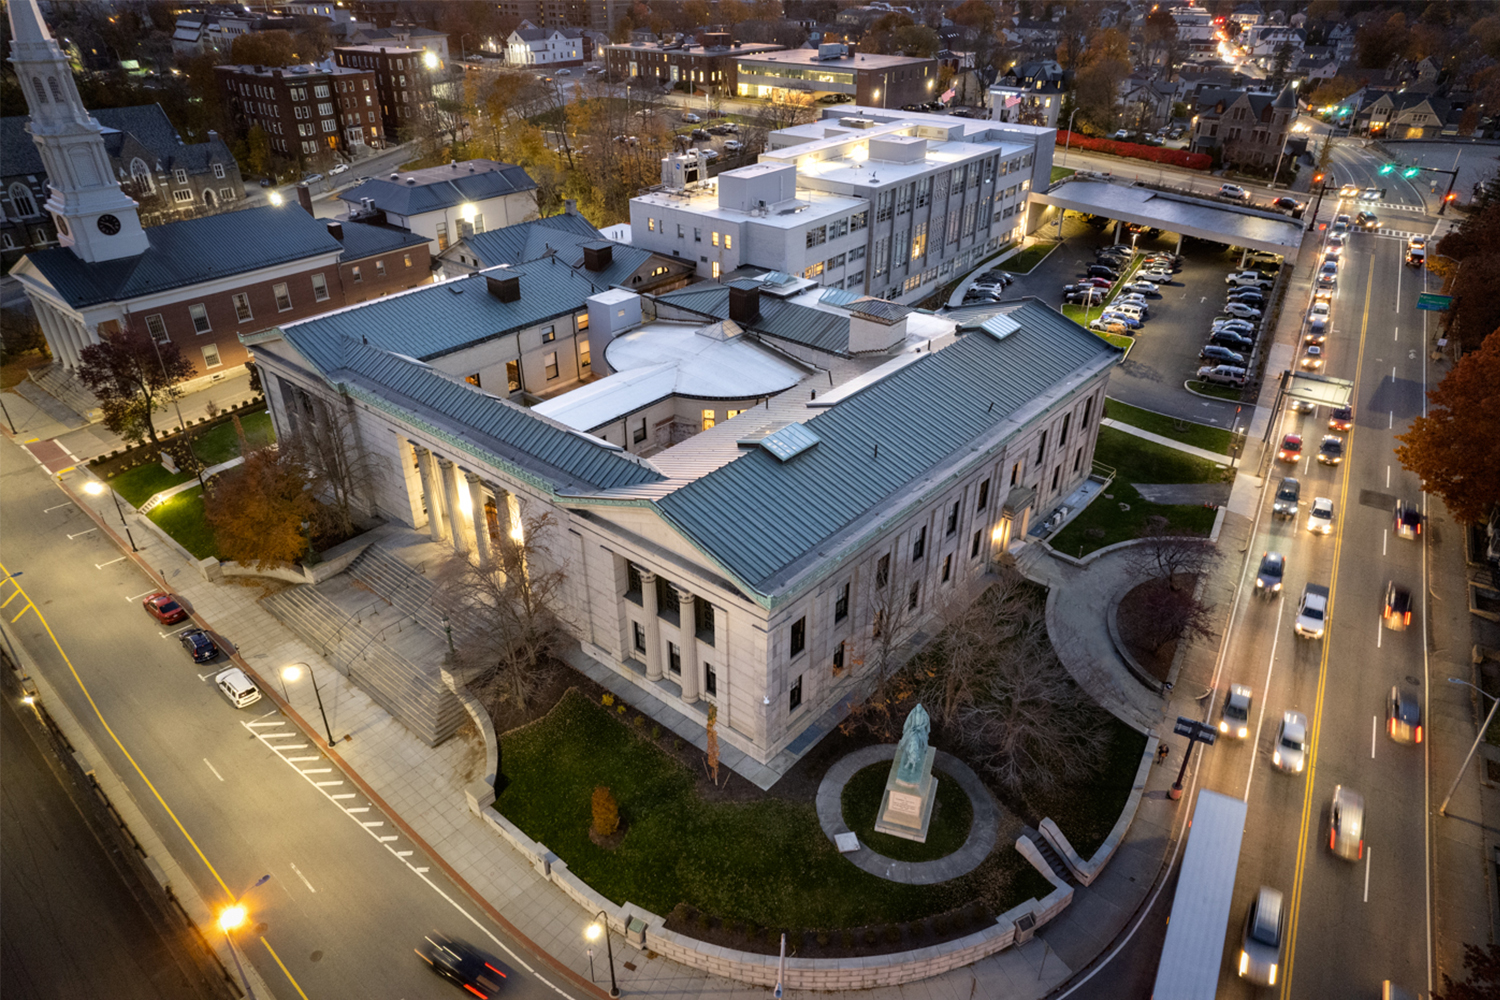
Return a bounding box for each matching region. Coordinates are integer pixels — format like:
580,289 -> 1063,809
259,548 -> 466,747
27,363 -> 99,421
1012,540 -> 1067,587
1023,826 -> 1078,886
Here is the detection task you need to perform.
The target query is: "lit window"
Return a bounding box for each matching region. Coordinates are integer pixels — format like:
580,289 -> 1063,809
711,261 -> 720,278
711,231 -> 719,246
188,303 -> 211,334
404,254 -> 412,268
724,233 -> 732,249
579,339 -> 591,369
701,409 -> 715,429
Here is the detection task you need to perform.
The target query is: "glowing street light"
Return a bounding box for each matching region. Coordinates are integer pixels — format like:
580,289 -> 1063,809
83,478 -> 137,551
219,874 -> 271,1000
281,661 -> 336,748
585,914 -> 620,997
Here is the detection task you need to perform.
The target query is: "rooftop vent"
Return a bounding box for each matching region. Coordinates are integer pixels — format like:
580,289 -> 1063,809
582,242 -> 614,272
486,274 -> 520,302
728,283 -> 760,323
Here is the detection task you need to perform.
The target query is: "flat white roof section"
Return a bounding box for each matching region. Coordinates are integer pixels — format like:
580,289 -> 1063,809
1033,179 -> 1305,254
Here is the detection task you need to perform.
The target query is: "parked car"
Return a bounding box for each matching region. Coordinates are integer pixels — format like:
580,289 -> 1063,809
1272,477 -> 1300,518
1202,344 -> 1246,365
1254,551 -> 1286,597
1272,711 -> 1307,772
329,162 -> 350,175
1220,683 -> 1253,738
1064,290 -> 1105,305
1227,290 -> 1265,307
1122,280 -> 1159,296
681,112 -> 701,122
555,68 -> 571,76
143,592 -> 188,625
1138,268 -> 1174,283
1197,364 -> 1248,386
1223,301 -> 1263,319
1210,330 -> 1253,351
1277,434 -> 1302,462
1226,271 -> 1273,288
700,148 -> 720,161
180,628 -> 219,663
817,93 -> 851,104
1112,128 -> 1130,139
1212,318 -> 1257,334
300,172 -> 324,184
1394,500 -> 1422,539
215,667 -> 262,709
1387,686 -> 1423,744
1097,310 -> 1142,329
976,271 -> 1013,285
1111,302 -> 1147,322
1219,183 -> 1251,201
1087,264 -> 1119,280
691,128 -> 711,140
1328,786 -> 1365,860
1307,496 -> 1335,535
1090,317 -> 1132,334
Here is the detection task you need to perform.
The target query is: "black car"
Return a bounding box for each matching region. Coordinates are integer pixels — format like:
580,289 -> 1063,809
1087,265 -> 1119,279
1254,551 -> 1285,598
1210,330 -> 1254,351
416,934 -> 507,998
1272,476 -> 1301,519
1383,581 -> 1413,630
1201,344 -> 1246,365
1394,500 -> 1422,539
1227,289 -> 1265,305
1387,686 -> 1422,744
690,128 -> 711,140
1272,196 -> 1302,211
180,628 -> 219,663
901,103 -> 923,111
977,270 -> 1013,285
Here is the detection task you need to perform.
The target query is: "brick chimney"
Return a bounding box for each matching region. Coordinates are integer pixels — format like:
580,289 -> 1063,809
297,184 -> 315,216
486,274 -> 521,302
582,242 -> 613,272
326,220 -> 344,241
728,284 -> 760,323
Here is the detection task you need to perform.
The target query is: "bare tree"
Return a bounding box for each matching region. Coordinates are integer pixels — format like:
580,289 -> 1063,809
838,574 -> 925,741
1116,577 -> 1217,657
434,508 -> 572,717
1128,518 -> 1219,591
283,390 -> 375,540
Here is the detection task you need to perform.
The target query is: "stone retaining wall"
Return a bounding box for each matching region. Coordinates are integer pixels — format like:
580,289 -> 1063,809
1038,735 -> 1158,886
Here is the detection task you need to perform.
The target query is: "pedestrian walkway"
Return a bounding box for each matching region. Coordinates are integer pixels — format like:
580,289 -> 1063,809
1100,418 -> 1231,465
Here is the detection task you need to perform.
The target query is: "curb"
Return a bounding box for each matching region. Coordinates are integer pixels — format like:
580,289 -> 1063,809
1105,585 -> 1168,695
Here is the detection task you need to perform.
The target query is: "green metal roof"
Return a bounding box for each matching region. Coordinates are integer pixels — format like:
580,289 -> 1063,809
655,282 -> 852,355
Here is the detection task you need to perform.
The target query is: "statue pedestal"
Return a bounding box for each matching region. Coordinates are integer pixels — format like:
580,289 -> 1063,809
874,747 -> 936,843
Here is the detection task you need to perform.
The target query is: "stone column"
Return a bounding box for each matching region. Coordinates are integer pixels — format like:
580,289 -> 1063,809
639,569 -> 663,680
439,458 -> 468,555
36,306 -> 74,368
674,585 -> 699,703
412,443 -> 445,541
466,473 -> 491,569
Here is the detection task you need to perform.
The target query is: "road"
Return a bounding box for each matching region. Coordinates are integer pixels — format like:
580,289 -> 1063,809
0,436 -> 590,1000
1191,199 -> 1436,998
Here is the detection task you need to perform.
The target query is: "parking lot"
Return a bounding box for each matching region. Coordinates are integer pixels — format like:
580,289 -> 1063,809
962,212 -> 1281,428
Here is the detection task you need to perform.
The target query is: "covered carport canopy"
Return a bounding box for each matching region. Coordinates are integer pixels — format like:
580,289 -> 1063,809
1032,178 -> 1307,256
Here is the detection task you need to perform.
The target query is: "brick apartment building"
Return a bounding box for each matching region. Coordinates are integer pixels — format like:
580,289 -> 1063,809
333,46 -> 434,142
602,33 -> 783,93
216,63 -> 383,161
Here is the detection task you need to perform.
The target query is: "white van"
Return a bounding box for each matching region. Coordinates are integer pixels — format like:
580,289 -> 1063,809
215,667 -> 262,709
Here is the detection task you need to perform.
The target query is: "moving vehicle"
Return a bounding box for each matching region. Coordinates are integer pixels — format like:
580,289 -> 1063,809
215,667 -> 262,709
1317,434 -> 1344,464
143,592 -> 188,625
1339,183 -> 1361,198
1308,497 -> 1335,535
1329,785 -> 1365,860
1271,196 -> 1301,212
1406,240 -> 1426,267
1238,886 -> 1285,987
1219,183 -> 1251,201
1309,300 -> 1330,324
1388,686 -> 1423,743
1254,551 -> 1285,597
1300,343 -> 1325,370
1329,405 -> 1353,431
1295,583 -> 1329,638
416,933 -> 508,998
1394,500 -> 1422,539
1305,329 -> 1326,346
1384,581 -> 1413,630
329,162 -> 349,175
1356,210 -> 1380,230
180,628 -> 219,663
1272,712 -> 1308,773
1273,477 -> 1301,519
1151,791 -> 1250,999
1220,684 -> 1252,739
1277,434 -> 1302,462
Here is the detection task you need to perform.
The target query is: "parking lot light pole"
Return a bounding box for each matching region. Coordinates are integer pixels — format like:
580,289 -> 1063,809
1439,678 -> 1500,817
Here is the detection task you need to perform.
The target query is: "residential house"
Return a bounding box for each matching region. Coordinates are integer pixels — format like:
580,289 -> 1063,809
1189,85 -> 1298,169
339,159 -> 540,255
506,24 -> 593,68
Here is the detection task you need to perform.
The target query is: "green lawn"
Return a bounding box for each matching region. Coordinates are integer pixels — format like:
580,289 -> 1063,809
1025,719 -> 1148,858
1186,380 -> 1245,402
112,463 -> 192,507
1104,398 -> 1234,454
1050,166 -> 1076,184
147,487 -> 217,560
108,411 -> 274,508
841,765 -> 973,863
1003,242 -> 1056,274
496,690 -> 1044,929
1091,426 -> 1226,485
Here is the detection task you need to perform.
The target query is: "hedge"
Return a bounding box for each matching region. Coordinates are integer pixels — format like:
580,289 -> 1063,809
1056,131 -> 1213,171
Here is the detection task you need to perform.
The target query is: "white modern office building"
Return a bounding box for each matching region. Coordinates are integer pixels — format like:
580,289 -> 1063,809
629,107 -> 1055,304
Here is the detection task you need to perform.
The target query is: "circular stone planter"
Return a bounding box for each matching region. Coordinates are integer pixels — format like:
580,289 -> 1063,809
814,744 -> 1000,885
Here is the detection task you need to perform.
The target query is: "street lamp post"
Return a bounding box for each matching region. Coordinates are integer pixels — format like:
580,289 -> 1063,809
460,33 -> 472,62
83,479 -> 137,552
1061,107 -> 1078,168
586,913 -> 620,997
218,874 -> 271,1000
282,662 -> 336,748
1438,678 -> 1500,817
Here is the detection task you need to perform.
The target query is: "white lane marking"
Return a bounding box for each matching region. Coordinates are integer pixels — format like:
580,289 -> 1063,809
1377,618 -> 1383,649
412,867 -> 429,874
127,590 -> 156,601
67,528 -> 98,539
396,851 -> 413,858
330,794 -> 356,800
1364,846 -> 1372,903
314,781 -> 344,787
1384,529 -> 1388,556
1394,326 -> 1398,341
246,720 -> 286,729
286,756 -> 319,763
204,759 -> 224,782
299,768 -> 333,775
1390,410 -> 1394,429
44,502 -> 74,513
1372,715 -> 1378,758
1393,366 -> 1397,380
95,557 -> 126,569
1244,598 -> 1285,803
378,836 -> 398,843
291,862 -> 317,894
1387,465 -> 1391,489
346,806 -> 369,813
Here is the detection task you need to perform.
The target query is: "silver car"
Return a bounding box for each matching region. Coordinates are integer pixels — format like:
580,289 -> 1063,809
1220,683 -> 1252,739
1238,886 -> 1284,986
1271,711 -> 1307,773
1329,785 -> 1365,860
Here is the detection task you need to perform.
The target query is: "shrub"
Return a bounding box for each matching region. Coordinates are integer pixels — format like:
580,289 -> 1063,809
617,704 -> 627,716
816,929 -> 830,947
696,910 -> 712,931
841,929 -> 855,948
601,693 -> 615,707
650,725 -> 661,740
863,927 -> 878,946
633,715 -> 646,729
673,737 -> 683,751
884,924 -> 900,944
590,785 -> 620,837
1055,130 -> 1212,171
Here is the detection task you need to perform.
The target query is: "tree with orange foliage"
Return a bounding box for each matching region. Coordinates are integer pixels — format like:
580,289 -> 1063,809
705,705 -> 720,786
1396,330 -> 1500,525
203,446 -> 315,568
591,786 -> 620,837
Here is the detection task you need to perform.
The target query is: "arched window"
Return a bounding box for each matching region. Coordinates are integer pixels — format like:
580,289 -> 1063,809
31,76 -> 47,103
2,233 -> 15,250
203,188 -> 216,208
8,183 -> 37,218
130,158 -> 154,194
47,76 -> 63,102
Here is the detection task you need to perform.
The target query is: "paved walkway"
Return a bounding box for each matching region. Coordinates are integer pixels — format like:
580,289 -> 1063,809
1099,418 -> 1231,465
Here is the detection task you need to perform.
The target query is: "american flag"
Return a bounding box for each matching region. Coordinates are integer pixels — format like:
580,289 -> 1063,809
1004,94 -> 1022,108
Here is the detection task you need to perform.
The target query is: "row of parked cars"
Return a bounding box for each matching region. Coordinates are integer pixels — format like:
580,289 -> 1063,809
961,268 -> 1015,305
1062,244 -> 1183,335
1192,261 -> 1279,386
142,591 -> 262,708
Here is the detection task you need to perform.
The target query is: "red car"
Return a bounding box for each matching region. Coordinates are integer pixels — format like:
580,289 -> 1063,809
1277,434 -> 1302,462
1328,405 -> 1353,431
143,592 -> 188,625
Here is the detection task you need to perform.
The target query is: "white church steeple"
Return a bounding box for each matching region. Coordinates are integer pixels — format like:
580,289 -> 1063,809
7,0 -> 150,261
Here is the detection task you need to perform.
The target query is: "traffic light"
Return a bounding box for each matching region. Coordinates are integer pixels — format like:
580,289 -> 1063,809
1402,166 -> 1420,179
1378,162 -> 1397,176
1445,191 -> 1457,202
1313,172 -> 1324,186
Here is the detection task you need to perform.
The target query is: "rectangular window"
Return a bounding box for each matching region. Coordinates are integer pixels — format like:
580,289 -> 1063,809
711,231 -> 719,246
544,351 -> 559,380
201,343 -> 221,368
977,479 -> 991,510
971,529 -> 982,558
942,553 -> 952,583
876,553 -> 890,588
946,501 -> 959,536
404,254 -> 412,268
311,273 -> 329,302
174,168 -> 188,184
436,222 -> 448,252
711,261 -> 720,278
677,223 -> 685,238
701,409 -> 716,429
273,283 -> 292,312
1082,395 -> 1094,427
1011,461 -> 1021,487
668,642 -> 681,675
145,313 -> 169,342
576,311 -> 589,331
633,417 -> 647,444
351,265 -> 362,283
850,210 -> 867,231
805,225 -> 826,248
633,622 -> 646,653
850,245 -> 866,261
232,293 -> 253,322
705,663 -> 717,696
1074,446 -> 1084,472
541,325 -> 556,344
579,339 -> 591,370
789,674 -> 802,712
188,303 -> 211,334
724,233 -> 732,250
213,163 -> 226,179
833,640 -> 845,673
912,222 -> 927,260
835,582 -> 849,622
912,526 -> 926,560
790,617 -> 806,657
172,189 -> 194,204
908,580 -> 920,610
375,260 -> 386,278
694,227 -> 702,242
1060,413 -> 1071,447
1037,430 -> 1047,464
694,598 -> 715,644
465,373 -> 481,387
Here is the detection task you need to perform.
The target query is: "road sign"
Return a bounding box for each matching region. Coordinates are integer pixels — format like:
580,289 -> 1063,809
1174,716 -> 1219,745
1416,293 -> 1454,311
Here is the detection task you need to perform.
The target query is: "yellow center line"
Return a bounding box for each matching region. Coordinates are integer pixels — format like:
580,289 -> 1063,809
1281,249 -> 1376,998
260,936 -> 312,999
0,559 -> 232,900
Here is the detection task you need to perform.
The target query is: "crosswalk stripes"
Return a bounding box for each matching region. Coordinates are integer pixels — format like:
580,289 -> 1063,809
1375,229 -> 1426,240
